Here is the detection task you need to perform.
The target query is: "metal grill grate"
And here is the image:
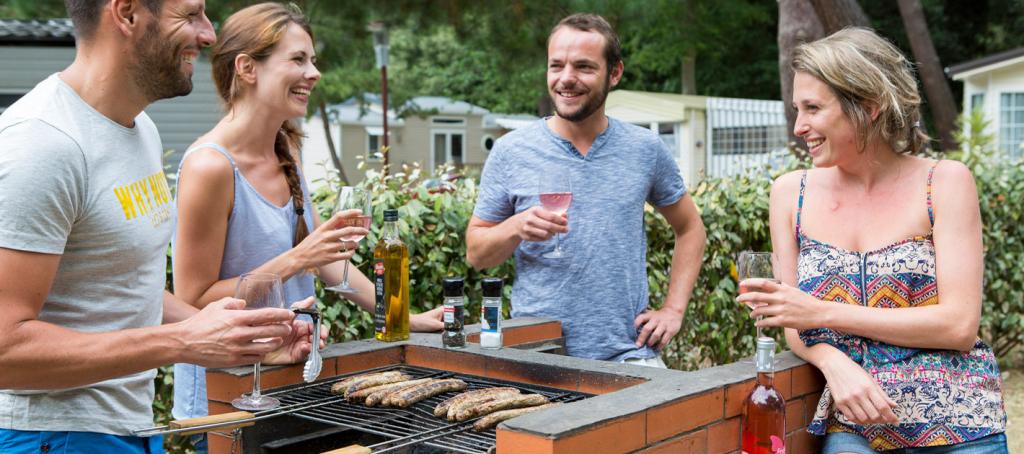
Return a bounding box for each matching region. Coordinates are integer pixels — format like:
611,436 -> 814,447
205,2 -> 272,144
258,365 -> 590,453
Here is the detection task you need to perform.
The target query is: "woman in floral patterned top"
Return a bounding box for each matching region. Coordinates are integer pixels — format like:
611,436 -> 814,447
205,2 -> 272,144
738,28 -> 1007,453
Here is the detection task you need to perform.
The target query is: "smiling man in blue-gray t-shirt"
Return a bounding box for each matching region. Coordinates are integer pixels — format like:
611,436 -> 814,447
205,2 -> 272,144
467,13 -> 706,365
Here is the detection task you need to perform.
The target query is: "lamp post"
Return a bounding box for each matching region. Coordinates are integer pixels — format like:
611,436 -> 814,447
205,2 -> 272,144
368,21 -> 390,176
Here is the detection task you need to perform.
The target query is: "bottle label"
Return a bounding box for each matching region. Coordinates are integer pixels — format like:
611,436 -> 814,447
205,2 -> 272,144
373,260 -> 386,334
482,304 -> 500,333
445,304 -> 464,329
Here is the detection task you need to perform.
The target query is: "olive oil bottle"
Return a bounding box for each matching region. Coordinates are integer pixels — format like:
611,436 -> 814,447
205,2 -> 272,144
373,209 -> 409,341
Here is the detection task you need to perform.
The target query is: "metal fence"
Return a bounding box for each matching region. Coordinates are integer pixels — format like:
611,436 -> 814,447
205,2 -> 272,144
705,97 -> 790,178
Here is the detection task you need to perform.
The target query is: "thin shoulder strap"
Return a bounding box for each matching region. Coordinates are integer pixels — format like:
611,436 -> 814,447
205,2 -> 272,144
927,159 -> 940,227
179,142 -> 237,173
796,169 -> 808,239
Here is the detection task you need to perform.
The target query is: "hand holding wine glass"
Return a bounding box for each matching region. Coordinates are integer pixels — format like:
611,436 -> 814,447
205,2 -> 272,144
538,171 -> 573,259
231,272 -> 287,411
325,186 -> 371,293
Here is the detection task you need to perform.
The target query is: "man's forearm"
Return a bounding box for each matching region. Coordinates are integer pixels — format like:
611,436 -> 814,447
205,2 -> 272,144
466,219 -> 522,269
0,319 -> 183,389
663,221 -> 706,314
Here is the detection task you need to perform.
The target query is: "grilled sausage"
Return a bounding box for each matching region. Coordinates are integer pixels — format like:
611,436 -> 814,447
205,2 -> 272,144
386,378 -> 468,408
330,371 -> 407,395
455,394 -> 548,421
342,372 -> 412,397
346,378 -> 432,404
445,390 -> 523,421
363,379 -> 434,406
473,403 -> 560,431
433,387 -> 521,418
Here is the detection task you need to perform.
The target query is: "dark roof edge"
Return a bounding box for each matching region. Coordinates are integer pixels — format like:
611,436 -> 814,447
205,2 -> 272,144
947,47 -> 1024,76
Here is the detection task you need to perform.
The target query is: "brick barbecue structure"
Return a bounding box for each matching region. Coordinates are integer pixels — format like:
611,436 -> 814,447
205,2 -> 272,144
202,318 -> 826,453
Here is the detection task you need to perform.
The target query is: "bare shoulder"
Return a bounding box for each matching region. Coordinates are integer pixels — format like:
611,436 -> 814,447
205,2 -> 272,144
770,169 -> 806,200
931,158 -> 975,189
179,146 -> 234,186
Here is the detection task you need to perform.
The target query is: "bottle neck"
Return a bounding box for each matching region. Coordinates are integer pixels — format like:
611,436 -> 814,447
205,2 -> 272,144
756,370 -> 774,386
755,343 -> 775,374
382,220 -> 399,239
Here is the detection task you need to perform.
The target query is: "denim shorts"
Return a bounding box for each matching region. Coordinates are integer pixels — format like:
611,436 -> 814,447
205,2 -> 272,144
0,429 -> 163,454
822,431 -> 1008,454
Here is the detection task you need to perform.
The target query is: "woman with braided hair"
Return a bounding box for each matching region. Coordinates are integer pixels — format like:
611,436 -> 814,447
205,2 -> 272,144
170,4 -> 442,451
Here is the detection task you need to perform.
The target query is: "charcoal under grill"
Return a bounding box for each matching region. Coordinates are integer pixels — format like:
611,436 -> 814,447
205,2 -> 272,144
139,364 -> 591,454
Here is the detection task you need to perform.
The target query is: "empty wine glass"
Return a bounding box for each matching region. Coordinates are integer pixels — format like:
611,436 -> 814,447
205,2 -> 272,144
231,272 -> 286,411
737,251 -> 779,341
325,186 -> 371,293
538,171 -> 573,259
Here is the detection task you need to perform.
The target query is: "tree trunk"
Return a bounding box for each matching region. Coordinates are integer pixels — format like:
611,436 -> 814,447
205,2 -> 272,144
897,0 -> 959,151
318,100 -> 349,184
778,0 -> 825,157
810,0 -> 870,34
680,51 -> 697,95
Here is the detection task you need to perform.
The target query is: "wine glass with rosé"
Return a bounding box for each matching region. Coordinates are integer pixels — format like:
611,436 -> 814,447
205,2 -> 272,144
325,186 -> 371,293
539,171 -> 573,259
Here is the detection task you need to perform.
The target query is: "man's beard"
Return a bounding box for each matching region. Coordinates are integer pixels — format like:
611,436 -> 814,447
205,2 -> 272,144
551,73 -> 611,123
130,21 -> 193,102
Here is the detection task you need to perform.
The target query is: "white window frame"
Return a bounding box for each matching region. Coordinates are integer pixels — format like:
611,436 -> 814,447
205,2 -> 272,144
1000,92 -> 1024,159
430,128 -> 466,169
365,127 -> 384,162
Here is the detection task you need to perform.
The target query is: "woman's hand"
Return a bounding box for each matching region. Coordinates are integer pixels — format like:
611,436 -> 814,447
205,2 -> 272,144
291,209 -> 368,270
737,278 -> 828,331
410,307 -> 444,332
263,297 -> 330,365
819,353 -> 899,426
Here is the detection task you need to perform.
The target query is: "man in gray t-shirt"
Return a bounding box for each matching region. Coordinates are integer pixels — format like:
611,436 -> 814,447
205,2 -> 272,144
467,14 -> 706,364
0,0 -> 319,449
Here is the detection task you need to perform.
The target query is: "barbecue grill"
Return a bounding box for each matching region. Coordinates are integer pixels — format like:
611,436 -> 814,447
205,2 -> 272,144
138,364 -> 590,453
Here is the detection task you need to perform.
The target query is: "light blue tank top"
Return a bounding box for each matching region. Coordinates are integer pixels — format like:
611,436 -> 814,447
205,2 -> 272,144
172,142 -> 316,419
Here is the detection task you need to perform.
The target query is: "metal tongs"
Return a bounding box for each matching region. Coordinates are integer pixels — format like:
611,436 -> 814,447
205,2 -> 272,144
292,307 -> 322,383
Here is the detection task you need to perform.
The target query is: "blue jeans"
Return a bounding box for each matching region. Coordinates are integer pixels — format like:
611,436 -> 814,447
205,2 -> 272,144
822,432 -> 1008,454
0,429 -> 163,454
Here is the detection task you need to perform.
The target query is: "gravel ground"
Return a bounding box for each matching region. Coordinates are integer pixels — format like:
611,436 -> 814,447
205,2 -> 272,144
1005,369 -> 1023,452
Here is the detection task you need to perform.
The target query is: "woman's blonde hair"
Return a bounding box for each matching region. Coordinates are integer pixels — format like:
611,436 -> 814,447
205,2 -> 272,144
211,2 -> 313,246
792,27 -> 930,154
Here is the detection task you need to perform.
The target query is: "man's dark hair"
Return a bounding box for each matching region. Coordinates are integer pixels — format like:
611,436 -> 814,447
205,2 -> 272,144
65,0 -> 163,40
549,13 -> 622,70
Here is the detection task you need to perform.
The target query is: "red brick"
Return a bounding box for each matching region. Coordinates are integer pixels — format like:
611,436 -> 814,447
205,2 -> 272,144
785,398 -> 805,433
707,417 -> 741,454
496,429 -> 554,454
334,348 -> 402,375
550,413 -> 646,454
503,321 -> 563,346
803,392 -> 823,427
775,369 -> 793,401
637,429 -> 707,454
725,380 -> 754,418
791,364 -> 826,396
646,390 -> 724,443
